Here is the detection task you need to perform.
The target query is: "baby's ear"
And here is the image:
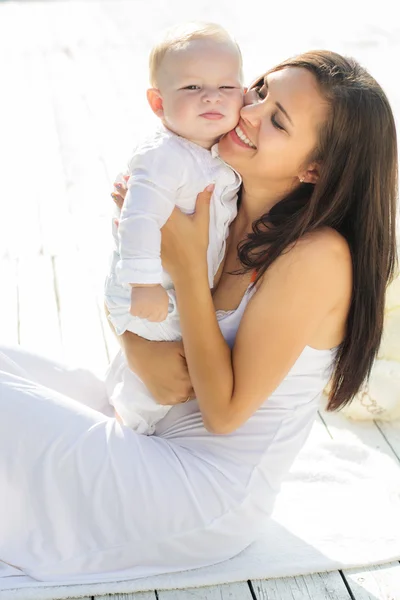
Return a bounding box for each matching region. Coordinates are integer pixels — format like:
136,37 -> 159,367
147,88 -> 164,117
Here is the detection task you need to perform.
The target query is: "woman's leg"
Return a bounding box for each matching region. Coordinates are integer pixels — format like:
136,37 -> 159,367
0,363 -> 251,583
0,365 -> 169,579
0,344 -> 112,415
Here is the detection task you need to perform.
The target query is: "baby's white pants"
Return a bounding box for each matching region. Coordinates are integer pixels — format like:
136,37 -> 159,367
106,268 -> 182,434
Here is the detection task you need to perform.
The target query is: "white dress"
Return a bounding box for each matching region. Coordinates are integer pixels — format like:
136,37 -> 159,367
0,286 -> 335,584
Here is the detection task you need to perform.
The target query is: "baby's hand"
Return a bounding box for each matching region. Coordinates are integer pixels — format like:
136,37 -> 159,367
130,285 -> 169,322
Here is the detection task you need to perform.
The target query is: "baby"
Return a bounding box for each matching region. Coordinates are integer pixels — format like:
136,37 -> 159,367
104,22 -> 243,433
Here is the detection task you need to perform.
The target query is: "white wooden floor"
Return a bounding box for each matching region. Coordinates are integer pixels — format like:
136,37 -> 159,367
1,1 -> 400,598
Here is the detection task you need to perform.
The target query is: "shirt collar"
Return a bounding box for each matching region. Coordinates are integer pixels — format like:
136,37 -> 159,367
158,124 -> 242,183
211,143 -> 219,159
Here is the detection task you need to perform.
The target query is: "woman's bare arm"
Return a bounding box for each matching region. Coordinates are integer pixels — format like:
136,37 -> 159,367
173,229 -> 351,433
122,331 -> 195,405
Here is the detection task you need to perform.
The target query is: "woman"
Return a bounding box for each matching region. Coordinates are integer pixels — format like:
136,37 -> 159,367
0,50 -> 397,583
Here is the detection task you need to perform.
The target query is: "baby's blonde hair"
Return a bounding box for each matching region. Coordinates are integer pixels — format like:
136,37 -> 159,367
149,22 -> 243,87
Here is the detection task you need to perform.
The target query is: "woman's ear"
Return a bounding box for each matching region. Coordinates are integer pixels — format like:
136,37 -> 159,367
147,88 -> 164,117
300,162 -> 321,184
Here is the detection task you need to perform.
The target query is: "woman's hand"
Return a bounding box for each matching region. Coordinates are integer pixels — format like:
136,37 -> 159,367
111,174 -> 129,210
160,184 -> 214,281
121,331 -> 195,405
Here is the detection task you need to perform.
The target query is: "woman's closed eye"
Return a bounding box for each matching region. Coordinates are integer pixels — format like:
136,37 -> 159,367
253,86 -> 286,132
271,114 -> 285,131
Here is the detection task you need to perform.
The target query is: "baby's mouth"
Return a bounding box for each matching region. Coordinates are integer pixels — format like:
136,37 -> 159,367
200,112 -> 224,120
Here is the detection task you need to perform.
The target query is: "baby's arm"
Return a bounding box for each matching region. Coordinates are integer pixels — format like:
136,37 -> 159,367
116,148 -> 179,322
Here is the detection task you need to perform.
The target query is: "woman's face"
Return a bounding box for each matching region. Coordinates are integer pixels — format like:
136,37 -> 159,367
218,67 -> 328,188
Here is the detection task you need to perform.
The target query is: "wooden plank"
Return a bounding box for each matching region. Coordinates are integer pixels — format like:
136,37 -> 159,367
0,6 -> 71,259
59,3 -> 156,183
47,0 -> 122,52
17,255 -> 64,361
95,592 -> 156,599
309,412 -> 333,443
318,405 -> 399,462
374,421 -> 400,462
342,562 -> 400,600
252,571 -> 352,599
0,51 -> 43,258
53,254 -> 109,374
157,581 -> 253,599
42,17 -> 136,365
0,1 -> 54,56
0,258 -> 19,345
64,40 -> 131,183
44,43 -> 112,259
92,2 -> 156,138
22,49 -> 73,258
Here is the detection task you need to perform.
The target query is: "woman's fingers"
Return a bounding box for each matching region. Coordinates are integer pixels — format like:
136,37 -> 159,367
194,184 -> 214,210
111,177 -> 128,209
114,182 -> 127,197
184,389 -> 196,402
192,184 -> 214,224
190,183 -> 214,242
111,192 -> 124,210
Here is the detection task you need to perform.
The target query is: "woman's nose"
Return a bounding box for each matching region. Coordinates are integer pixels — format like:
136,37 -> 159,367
243,88 -> 257,106
240,89 -> 262,124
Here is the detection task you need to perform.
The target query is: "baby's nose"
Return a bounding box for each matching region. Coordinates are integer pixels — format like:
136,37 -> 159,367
202,89 -> 221,102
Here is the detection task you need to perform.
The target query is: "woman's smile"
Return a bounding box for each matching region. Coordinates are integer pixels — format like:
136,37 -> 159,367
228,124 -> 257,149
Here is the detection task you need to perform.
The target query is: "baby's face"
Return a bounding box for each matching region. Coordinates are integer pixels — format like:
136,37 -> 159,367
154,39 -> 244,148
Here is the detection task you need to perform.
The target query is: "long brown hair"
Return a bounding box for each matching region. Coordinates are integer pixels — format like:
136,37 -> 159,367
237,51 -> 398,411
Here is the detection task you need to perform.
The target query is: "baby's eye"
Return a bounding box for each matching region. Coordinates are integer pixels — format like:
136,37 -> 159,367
219,86 -> 236,89
183,85 -> 200,90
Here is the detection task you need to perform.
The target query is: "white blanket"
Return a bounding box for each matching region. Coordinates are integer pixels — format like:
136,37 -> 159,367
1,435 -> 400,600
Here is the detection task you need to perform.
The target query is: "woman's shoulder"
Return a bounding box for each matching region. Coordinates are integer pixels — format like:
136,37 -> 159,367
256,226 -> 352,310
290,227 -> 352,272
245,227 -> 352,352
299,226 -> 350,252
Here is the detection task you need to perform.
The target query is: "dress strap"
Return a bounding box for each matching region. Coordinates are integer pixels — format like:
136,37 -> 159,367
250,269 -> 258,283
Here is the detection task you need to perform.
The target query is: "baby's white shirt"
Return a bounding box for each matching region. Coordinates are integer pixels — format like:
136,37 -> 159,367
114,125 -> 241,290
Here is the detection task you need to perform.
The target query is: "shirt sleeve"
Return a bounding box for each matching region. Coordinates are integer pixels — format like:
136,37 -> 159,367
115,144 -> 182,286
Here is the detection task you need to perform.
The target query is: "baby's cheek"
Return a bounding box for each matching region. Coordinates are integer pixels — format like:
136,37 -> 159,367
231,92 -> 245,113
165,102 -> 189,129
227,97 -> 243,124
173,99 -> 193,122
